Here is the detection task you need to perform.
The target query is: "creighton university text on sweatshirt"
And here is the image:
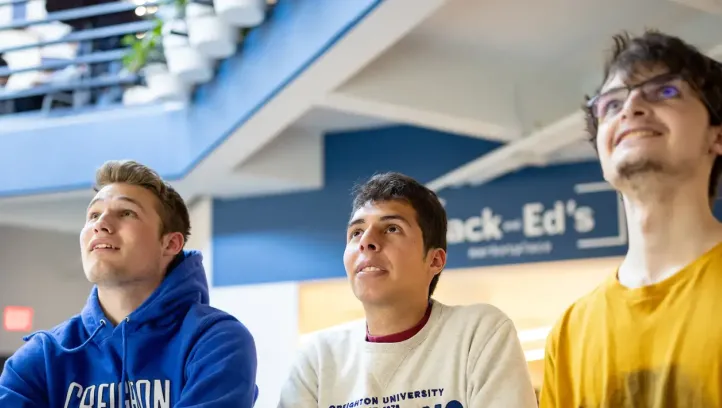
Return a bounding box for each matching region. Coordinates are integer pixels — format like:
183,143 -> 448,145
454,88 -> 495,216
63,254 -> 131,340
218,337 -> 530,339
0,250 -> 258,408
278,300 -> 538,408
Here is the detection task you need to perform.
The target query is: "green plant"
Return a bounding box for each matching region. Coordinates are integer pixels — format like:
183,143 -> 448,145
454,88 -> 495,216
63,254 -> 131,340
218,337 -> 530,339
121,18 -> 164,73
121,0 -> 190,73
121,0 -> 250,73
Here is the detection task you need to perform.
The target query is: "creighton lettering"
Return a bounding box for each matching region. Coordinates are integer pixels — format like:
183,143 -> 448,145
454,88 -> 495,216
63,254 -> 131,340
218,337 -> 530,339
329,389 -> 447,408
329,396 -> 379,407
64,379 -> 170,408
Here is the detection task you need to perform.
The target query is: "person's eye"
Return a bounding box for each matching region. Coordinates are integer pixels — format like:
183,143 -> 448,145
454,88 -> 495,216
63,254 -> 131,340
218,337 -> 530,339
657,84 -> 680,99
386,225 -> 401,233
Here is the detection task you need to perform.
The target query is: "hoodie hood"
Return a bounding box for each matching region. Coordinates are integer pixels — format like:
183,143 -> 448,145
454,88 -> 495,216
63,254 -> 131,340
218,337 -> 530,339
80,249 -> 208,338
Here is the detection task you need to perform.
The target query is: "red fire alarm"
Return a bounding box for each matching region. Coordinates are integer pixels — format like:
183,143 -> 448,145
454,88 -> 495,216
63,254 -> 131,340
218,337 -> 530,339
3,306 -> 34,332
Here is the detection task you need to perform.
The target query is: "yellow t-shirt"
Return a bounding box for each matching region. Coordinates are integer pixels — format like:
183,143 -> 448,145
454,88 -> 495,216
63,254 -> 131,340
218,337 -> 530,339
540,243 -> 722,408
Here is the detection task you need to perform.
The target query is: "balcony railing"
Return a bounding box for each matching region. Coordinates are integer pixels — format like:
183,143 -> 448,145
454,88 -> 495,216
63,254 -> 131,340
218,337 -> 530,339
0,0 -> 271,116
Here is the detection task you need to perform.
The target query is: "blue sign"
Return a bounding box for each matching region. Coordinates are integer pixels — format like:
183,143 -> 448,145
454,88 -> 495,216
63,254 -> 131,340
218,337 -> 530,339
441,174 -> 627,269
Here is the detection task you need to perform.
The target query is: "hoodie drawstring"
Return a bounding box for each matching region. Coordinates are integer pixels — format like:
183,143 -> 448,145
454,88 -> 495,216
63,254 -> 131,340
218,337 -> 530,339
23,319 -> 106,353
25,317 -> 132,405
120,316 -> 130,406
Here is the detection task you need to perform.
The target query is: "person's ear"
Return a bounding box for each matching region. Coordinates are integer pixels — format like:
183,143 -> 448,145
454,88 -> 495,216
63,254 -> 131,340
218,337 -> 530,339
709,125 -> 722,156
162,232 -> 184,257
428,248 -> 446,277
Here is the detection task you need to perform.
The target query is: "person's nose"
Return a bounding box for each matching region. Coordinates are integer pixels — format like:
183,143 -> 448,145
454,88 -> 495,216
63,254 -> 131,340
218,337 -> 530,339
358,228 -> 381,252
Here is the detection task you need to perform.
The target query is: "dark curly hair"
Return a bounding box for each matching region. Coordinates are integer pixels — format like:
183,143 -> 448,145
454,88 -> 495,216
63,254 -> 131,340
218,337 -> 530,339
584,30 -> 722,198
351,172 -> 447,297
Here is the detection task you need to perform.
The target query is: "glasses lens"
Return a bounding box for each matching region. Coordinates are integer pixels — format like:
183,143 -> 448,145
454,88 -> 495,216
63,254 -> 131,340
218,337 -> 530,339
594,89 -> 628,121
641,78 -> 681,102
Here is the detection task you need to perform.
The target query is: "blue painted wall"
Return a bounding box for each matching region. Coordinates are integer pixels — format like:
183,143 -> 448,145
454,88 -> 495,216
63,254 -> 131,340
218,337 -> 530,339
213,125 -> 536,287
0,0 -> 384,197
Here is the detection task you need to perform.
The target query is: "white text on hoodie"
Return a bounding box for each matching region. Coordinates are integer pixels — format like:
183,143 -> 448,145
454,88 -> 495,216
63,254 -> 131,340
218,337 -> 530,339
64,379 -> 170,408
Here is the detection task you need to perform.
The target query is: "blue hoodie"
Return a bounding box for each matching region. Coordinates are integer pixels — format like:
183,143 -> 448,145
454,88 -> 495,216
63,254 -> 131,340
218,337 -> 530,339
0,250 -> 258,407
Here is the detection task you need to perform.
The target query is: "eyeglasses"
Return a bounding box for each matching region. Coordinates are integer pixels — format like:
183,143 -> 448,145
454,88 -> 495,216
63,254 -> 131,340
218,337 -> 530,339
586,72 -> 686,123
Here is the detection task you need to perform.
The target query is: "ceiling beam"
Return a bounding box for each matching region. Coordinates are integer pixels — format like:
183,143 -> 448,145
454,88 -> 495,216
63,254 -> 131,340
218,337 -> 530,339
323,34 -> 588,143
426,111 -> 585,191
320,39 -> 528,142
320,92 -> 520,143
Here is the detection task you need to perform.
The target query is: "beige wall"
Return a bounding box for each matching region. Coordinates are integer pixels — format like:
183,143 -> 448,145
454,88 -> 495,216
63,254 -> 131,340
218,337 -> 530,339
0,226 -> 91,355
299,256 -> 621,334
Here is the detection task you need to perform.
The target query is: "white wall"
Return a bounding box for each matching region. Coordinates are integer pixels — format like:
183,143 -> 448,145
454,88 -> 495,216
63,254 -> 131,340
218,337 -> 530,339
211,283 -> 299,408
188,197 -> 300,408
185,196 -> 214,284
0,225 -> 91,354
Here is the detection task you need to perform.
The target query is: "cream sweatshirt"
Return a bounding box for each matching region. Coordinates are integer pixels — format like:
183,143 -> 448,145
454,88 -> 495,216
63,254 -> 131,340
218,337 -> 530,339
278,300 -> 538,408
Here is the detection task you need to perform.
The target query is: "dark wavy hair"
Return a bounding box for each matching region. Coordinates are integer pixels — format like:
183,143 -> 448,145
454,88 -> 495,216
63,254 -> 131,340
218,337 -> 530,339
584,30 -> 722,198
351,172 -> 447,297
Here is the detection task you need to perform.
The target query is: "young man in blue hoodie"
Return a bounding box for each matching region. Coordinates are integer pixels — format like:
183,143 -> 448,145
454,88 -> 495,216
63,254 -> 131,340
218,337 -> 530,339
0,160 -> 259,407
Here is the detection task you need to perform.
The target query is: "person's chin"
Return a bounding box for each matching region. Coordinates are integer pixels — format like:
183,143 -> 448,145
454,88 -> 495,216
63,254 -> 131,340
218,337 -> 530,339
86,265 -> 120,284
85,270 -> 108,284
354,287 -> 393,305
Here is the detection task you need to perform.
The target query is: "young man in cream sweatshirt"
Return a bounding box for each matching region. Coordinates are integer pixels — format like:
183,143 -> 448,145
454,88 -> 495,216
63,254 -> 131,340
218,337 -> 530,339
279,172 -> 537,408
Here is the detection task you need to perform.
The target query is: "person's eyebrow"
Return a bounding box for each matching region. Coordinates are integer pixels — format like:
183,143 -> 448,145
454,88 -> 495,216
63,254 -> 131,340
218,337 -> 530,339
347,214 -> 410,228
87,196 -> 146,212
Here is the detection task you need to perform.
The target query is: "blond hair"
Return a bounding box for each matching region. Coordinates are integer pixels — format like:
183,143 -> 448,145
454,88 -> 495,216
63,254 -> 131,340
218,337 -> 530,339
94,160 -> 191,243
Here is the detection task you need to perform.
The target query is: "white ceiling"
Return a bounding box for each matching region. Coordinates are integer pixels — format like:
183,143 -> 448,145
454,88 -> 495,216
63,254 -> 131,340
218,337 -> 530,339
3,0 -> 722,232
362,0 -> 722,190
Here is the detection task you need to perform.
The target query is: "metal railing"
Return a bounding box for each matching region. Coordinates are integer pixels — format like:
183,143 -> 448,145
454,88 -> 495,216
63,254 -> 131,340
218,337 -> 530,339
0,0 -> 272,115
0,0 -> 154,114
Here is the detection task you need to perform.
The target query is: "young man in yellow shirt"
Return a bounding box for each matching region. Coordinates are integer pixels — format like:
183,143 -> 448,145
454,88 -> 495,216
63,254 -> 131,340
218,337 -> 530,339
540,30 -> 722,407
